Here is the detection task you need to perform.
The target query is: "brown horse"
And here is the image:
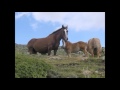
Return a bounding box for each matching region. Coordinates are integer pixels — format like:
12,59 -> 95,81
62,39 -> 88,57
87,38 -> 102,58
27,25 -> 68,56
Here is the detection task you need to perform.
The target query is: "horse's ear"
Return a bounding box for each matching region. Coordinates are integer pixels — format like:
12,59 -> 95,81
66,25 -> 68,29
62,25 -> 64,28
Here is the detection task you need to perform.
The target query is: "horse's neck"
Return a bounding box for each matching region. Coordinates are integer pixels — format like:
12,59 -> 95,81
47,33 -> 61,43
54,32 -> 62,42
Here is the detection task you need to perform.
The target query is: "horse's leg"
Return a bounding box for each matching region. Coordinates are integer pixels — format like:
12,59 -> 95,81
33,51 -> 37,54
29,50 -> 32,54
69,54 -> 71,58
99,48 -> 102,57
32,48 -> 37,54
29,47 -> 34,54
54,49 -> 58,56
47,45 -> 52,56
97,50 -> 100,58
90,49 -> 94,57
85,46 -> 89,57
67,50 -> 71,58
86,51 -> 89,57
84,48 -> 88,57
48,50 -> 51,56
92,51 -> 94,57
82,49 -> 86,57
48,47 -> 52,56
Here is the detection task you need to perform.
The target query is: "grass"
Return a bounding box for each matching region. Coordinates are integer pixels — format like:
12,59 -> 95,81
15,44 -> 105,78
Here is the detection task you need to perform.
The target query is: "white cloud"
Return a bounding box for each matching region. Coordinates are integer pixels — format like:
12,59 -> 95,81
15,12 -> 105,31
15,12 -> 30,19
30,23 -> 38,30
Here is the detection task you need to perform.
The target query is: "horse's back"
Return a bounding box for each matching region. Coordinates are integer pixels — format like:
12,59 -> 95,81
66,41 -> 80,53
78,41 -> 87,49
33,37 -> 51,47
72,42 -> 80,49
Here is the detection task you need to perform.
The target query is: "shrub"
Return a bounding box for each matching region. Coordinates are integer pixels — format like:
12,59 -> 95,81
15,53 -> 52,78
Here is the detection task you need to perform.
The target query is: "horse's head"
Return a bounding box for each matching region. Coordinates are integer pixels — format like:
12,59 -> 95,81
61,25 -> 68,42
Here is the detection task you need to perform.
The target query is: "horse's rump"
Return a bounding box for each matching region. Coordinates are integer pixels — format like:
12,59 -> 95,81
27,38 -> 37,47
87,38 -> 102,57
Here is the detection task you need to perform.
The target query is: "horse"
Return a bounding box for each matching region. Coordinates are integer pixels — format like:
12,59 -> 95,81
87,38 -> 102,58
62,39 -> 88,58
27,25 -> 68,56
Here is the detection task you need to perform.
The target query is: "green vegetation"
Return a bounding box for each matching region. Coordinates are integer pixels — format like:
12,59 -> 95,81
15,43 -> 105,78
15,53 -> 53,78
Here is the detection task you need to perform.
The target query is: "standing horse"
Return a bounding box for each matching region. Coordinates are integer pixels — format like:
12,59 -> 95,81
27,25 -> 68,56
87,38 -> 102,58
62,40 -> 88,58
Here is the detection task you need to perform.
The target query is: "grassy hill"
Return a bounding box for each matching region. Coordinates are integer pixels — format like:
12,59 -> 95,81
15,43 -> 105,78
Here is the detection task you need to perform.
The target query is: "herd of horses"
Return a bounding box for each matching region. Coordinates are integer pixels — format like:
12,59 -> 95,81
27,25 -> 102,58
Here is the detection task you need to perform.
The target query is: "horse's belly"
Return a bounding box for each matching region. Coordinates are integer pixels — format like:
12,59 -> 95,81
34,46 -> 48,52
71,47 -> 80,53
39,47 -> 47,51
39,49 -> 48,53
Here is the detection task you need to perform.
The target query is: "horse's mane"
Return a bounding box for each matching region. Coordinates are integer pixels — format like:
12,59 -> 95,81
48,28 -> 62,36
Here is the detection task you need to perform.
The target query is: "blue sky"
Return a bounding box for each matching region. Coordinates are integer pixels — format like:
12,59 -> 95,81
15,12 -> 105,47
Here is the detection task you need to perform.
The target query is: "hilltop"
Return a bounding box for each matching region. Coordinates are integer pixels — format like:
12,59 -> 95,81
15,43 -> 105,78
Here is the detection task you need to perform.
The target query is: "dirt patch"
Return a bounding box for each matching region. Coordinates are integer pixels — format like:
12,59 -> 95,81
48,56 -> 62,60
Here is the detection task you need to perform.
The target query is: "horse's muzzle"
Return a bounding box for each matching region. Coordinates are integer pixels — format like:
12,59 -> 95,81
64,37 -> 68,42
67,38 -> 68,40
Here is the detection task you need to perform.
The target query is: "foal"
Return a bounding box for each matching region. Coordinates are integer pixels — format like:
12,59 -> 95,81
62,39 -> 88,58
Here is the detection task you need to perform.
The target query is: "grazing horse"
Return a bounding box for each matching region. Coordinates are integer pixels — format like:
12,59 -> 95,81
62,40 -> 88,58
27,25 -> 68,56
87,38 -> 102,58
